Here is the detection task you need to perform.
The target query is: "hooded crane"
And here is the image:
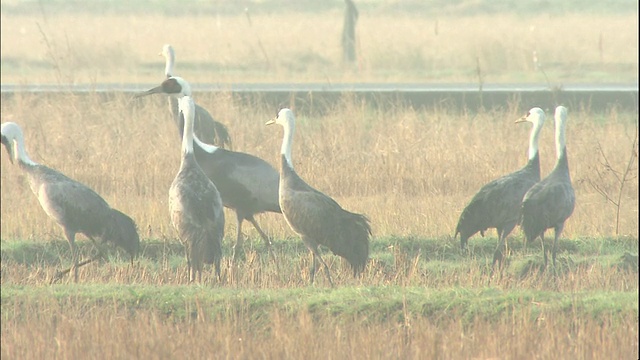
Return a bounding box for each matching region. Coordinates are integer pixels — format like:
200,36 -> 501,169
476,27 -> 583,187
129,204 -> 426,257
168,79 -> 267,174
1,122 -> 140,282
135,76 -> 280,261
266,108 -> 371,286
520,106 -> 575,268
168,79 -> 225,282
51,208 -> 139,283
159,44 -> 232,149
455,108 -> 546,267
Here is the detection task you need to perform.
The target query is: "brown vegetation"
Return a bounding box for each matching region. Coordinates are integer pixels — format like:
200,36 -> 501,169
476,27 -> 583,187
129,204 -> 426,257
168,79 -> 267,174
1,12 -> 637,84
2,302 -> 637,360
1,7 -> 638,359
1,93 -> 637,242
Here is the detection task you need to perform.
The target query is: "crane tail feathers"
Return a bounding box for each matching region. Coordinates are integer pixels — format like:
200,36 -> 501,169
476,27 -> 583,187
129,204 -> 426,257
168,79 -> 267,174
330,212 -> 371,276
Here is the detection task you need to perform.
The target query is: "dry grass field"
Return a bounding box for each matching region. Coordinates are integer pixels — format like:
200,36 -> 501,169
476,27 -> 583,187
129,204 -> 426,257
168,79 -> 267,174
2,287 -> 636,359
1,1 -> 638,359
1,93 -> 637,240
1,91 -> 638,359
1,3 -> 638,84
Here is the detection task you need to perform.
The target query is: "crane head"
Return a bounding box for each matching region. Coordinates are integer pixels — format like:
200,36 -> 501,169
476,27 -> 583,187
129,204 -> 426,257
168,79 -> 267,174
516,107 -> 545,126
1,122 -> 19,164
133,76 -> 192,99
266,108 -> 294,127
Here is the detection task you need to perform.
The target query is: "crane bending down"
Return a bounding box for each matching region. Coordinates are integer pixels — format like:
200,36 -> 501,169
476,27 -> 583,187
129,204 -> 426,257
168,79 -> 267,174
1,122 -> 140,282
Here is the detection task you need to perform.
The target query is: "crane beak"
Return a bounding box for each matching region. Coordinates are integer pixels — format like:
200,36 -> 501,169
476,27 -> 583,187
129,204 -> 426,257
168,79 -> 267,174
515,115 -> 528,124
133,85 -> 165,98
265,119 -> 275,125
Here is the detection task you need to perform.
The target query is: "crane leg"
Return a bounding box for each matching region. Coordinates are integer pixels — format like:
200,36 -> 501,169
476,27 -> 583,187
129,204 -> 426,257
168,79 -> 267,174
541,234 -> 548,269
309,251 -> 317,285
247,215 -> 273,249
247,216 -> 278,266
233,213 -> 246,261
213,259 -> 222,281
51,235 -> 107,284
87,236 -> 108,262
493,224 -> 516,271
184,245 -> 192,283
552,224 -> 563,269
492,230 -> 506,270
63,230 -> 80,283
460,235 -> 468,250
552,234 -> 557,268
50,256 -> 98,284
311,250 -> 334,287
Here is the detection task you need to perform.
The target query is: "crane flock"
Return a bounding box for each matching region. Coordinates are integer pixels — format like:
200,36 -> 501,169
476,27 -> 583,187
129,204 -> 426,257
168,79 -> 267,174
0,43 -> 578,284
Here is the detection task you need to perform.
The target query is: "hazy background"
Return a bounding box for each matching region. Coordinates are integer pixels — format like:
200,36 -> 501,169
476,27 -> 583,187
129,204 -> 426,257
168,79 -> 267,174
1,0 -> 638,85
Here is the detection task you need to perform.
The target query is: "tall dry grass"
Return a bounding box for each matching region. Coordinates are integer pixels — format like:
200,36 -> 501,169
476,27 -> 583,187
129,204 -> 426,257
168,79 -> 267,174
1,11 -> 637,84
0,92 -> 637,243
2,300 -> 637,360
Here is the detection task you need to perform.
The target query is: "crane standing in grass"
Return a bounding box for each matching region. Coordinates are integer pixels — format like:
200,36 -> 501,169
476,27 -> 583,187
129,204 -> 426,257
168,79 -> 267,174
520,106 -> 575,268
267,108 -> 371,286
135,76 -> 280,261
167,78 -> 225,282
1,122 -> 140,282
455,108 -> 546,267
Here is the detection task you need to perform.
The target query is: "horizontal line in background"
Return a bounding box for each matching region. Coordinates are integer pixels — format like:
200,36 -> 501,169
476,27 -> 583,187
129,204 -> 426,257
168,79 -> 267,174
2,83 -> 637,111
1,83 -> 638,93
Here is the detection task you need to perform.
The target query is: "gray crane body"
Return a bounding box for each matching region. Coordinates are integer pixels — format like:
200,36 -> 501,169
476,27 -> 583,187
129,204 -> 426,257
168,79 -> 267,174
279,154 -> 370,277
169,152 -> 224,281
137,76 -> 280,260
1,122 -> 140,282
168,89 -> 225,282
456,155 -> 540,247
268,108 -> 371,286
520,106 -> 575,268
454,107 -> 546,268
521,149 -> 575,266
